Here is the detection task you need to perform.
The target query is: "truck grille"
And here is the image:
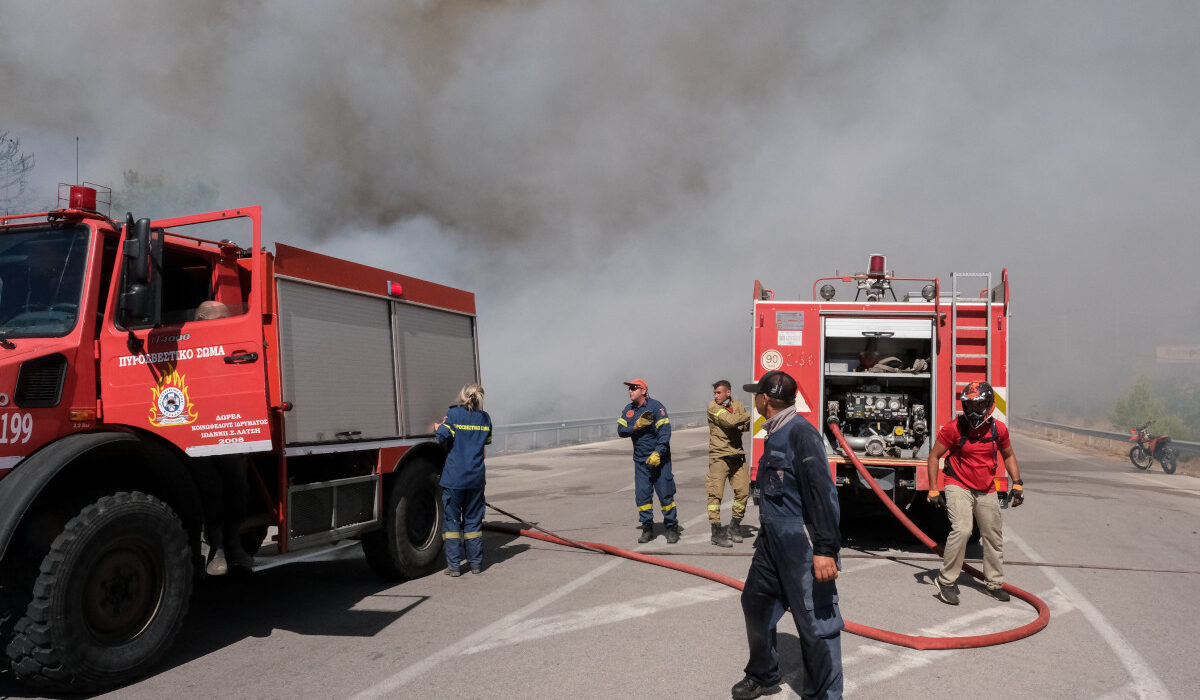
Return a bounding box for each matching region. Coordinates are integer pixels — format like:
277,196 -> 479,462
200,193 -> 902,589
16,354 -> 67,408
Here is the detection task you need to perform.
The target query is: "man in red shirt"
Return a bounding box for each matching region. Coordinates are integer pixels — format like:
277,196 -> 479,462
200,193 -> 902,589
925,381 -> 1023,605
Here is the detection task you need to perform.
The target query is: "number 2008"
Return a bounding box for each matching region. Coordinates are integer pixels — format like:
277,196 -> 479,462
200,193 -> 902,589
1,413 -> 33,444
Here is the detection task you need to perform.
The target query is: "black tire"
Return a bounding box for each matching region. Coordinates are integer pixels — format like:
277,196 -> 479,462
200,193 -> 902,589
1161,448 -> 1178,475
5,492 -> 193,693
362,459 -> 444,580
1129,446 -> 1152,470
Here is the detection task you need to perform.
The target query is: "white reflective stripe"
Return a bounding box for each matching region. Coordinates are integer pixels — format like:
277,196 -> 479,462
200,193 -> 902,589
186,440 -> 273,457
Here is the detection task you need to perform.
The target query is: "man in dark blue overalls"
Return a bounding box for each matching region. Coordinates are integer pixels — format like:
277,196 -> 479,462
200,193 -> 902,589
616,377 -> 679,544
733,371 -> 843,700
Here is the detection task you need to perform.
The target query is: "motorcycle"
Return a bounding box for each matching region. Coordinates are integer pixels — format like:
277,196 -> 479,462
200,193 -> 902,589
1129,420 -> 1178,474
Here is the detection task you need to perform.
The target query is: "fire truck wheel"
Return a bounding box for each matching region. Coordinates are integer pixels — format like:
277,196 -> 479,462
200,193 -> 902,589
363,458 -> 444,580
5,492 -> 193,693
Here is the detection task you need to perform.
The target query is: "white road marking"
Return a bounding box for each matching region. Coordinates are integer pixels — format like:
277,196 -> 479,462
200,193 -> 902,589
1004,529 -> 1171,699
841,586 -> 1072,696
1094,682 -> 1140,700
461,583 -> 739,654
349,510 -> 716,699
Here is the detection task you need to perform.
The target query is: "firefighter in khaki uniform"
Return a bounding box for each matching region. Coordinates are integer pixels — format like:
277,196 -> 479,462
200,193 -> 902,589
707,379 -> 752,548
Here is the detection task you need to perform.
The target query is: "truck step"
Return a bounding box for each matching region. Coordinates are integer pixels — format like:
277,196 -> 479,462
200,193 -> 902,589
246,539 -> 361,573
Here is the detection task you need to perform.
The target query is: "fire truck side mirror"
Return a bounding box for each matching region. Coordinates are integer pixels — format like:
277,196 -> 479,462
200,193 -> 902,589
123,215 -> 152,284
118,215 -> 162,327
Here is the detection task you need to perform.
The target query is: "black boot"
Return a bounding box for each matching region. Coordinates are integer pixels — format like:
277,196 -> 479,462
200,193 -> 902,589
731,675 -> 767,699
711,523 -> 732,548
665,525 -> 680,544
638,523 -> 655,544
728,518 -> 743,543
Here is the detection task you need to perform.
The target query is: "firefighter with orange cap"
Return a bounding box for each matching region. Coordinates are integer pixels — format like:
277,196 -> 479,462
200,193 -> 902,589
925,381 -> 1024,605
617,378 -> 679,544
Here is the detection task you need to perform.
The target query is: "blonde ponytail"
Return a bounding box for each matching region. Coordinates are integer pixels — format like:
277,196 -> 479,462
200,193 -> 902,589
455,383 -> 485,411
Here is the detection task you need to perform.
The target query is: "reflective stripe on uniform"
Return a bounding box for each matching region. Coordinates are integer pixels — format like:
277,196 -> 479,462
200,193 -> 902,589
714,408 -> 728,418
617,418 -> 628,427
446,426 -> 456,436
638,503 -> 653,511
655,418 -> 670,428
453,424 -> 491,432
708,504 -> 720,511
464,531 -> 483,539
661,502 -> 676,512
443,532 -> 461,539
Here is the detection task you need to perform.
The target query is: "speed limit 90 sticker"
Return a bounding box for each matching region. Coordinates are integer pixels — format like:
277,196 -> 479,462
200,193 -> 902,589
760,349 -> 783,371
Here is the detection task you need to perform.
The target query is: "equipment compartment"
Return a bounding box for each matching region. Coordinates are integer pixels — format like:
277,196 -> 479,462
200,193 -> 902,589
822,318 -> 935,461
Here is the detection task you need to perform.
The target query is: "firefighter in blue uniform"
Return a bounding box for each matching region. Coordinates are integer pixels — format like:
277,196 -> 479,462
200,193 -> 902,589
616,377 -> 680,544
435,383 -> 492,576
733,371 -> 843,700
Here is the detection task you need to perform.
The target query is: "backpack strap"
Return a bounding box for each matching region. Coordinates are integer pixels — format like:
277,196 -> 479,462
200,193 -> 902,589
947,416 -> 1000,478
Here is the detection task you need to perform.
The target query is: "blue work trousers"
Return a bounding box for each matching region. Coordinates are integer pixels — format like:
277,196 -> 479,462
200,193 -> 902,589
741,520 -> 843,699
442,486 -> 485,571
634,461 -> 678,527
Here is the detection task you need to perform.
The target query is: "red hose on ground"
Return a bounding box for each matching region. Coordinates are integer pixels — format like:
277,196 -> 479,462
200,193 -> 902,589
825,422 -> 1050,649
483,424 -> 1050,650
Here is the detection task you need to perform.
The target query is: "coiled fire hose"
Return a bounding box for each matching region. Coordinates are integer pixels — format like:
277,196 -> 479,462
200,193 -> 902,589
483,422 -> 1050,650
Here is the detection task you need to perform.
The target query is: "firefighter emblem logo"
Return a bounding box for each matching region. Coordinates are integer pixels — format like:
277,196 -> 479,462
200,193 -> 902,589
149,365 -> 198,427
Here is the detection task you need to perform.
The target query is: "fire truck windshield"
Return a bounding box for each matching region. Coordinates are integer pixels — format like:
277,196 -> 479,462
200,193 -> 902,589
0,225 -> 90,340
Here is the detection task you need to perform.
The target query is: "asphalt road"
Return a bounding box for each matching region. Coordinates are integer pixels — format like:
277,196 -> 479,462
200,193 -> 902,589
3,428 -> 1197,699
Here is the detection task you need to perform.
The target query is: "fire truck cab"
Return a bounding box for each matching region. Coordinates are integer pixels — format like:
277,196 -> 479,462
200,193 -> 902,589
749,254 -> 1011,511
0,185 -> 477,692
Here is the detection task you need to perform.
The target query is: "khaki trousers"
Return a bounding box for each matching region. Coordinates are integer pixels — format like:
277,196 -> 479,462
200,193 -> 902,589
707,455 -> 749,523
937,484 -> 1005,589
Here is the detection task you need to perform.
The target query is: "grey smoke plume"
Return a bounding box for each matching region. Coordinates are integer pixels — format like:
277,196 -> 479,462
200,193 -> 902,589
3,1 -> 1198,423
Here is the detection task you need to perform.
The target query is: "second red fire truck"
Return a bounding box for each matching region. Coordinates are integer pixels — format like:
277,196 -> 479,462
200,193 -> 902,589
0,185 -> 477,692
748,255 -> 1011,510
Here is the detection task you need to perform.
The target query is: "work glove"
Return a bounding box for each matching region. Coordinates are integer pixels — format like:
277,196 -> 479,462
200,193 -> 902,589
926,489 -> 945,509
1008,482 -> 1024,507
634,411 -> 654,430
647,451 -> 661,467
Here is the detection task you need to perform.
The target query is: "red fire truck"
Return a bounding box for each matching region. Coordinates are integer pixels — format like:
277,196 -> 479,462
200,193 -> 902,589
749,254 -> 1011,509
0,185 -> 478,691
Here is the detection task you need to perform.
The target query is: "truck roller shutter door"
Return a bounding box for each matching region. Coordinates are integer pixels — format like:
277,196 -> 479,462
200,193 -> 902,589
823,318 -> 934,339
392,303 -> 478,436
278,280 -> 400,444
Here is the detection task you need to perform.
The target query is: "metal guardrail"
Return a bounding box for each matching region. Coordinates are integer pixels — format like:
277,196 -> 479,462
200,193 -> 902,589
491,410 -> 708,456
1010,416 -> 1199,460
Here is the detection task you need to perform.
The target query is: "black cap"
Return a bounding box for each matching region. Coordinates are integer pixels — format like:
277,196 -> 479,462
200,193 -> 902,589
742,370 -> 797,403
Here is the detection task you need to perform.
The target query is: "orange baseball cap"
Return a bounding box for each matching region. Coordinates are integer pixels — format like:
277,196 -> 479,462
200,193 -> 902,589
623,378 -> 648,390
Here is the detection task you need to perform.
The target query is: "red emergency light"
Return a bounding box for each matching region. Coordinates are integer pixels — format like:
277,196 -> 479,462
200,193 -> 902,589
386,281 -> 404,297
69,185 -> 97,211
868,254 -> 887,279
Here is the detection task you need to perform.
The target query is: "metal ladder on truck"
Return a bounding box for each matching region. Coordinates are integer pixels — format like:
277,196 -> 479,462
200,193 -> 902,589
950,272 -> 991,416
